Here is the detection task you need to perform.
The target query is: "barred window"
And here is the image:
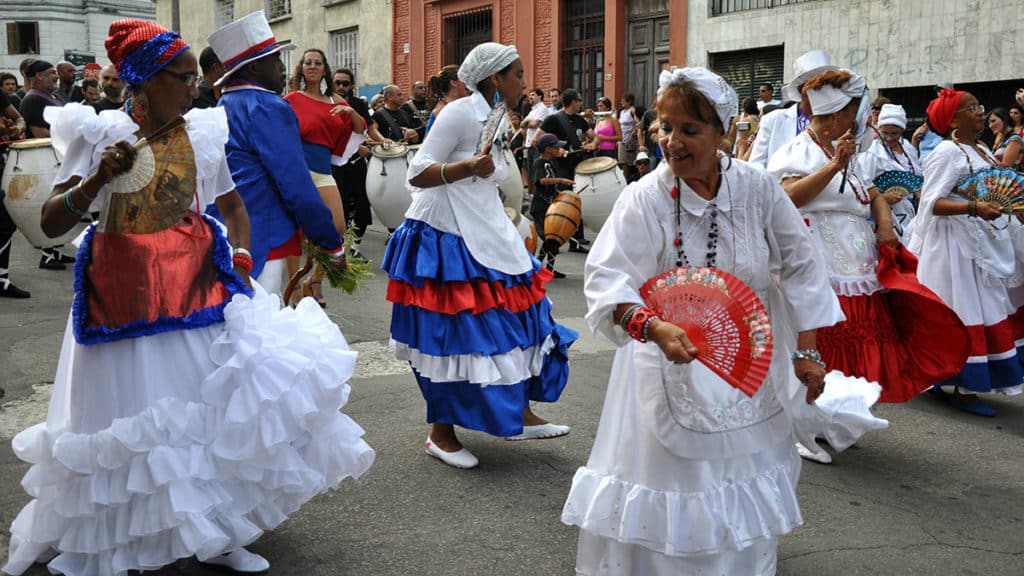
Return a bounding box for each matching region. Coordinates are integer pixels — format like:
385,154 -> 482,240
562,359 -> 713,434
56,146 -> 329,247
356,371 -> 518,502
279,39 -> 292,72
330,27 -> 359,75
711,0 -> 821,17
266,0 -> 291,20
214,0 -> 234,28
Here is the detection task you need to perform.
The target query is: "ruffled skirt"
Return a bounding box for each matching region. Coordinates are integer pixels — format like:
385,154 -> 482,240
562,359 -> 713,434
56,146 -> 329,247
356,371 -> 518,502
4,284 -> 375,576
382,219 -> 577,437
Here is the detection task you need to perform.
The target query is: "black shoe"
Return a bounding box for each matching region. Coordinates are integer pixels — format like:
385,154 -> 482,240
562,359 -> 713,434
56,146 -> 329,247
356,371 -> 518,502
0,281 -> 31,298
39,254 -> 66,270
545,264 -> 566,279
57,252 -> 77,264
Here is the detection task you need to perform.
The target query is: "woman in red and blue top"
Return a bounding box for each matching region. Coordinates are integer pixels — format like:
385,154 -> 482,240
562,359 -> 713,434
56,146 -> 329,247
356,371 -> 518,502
284,48 -> 365,305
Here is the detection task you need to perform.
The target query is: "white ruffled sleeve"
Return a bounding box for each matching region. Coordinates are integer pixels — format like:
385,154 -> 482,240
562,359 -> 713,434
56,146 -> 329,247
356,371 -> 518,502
184,107 -> 235,208
45,103 -> 137,196
584,173 -> 669,346
907,142 -> 960,255
766,134 -> 816,182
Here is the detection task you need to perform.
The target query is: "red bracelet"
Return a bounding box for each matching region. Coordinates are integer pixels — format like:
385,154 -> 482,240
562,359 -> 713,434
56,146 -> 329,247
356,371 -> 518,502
232,252 -> 254,273
626,307 -> 657,343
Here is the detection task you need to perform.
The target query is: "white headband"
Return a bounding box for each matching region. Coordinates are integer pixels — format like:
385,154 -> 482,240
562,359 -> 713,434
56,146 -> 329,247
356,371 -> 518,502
458,42 -> 519,91
658,67 -> 738,132
877,103 -> 907,129
805,71 -> 866,115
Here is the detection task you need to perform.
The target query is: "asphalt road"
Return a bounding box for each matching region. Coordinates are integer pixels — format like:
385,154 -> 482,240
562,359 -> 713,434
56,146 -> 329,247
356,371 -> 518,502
1,227 -> 1022,575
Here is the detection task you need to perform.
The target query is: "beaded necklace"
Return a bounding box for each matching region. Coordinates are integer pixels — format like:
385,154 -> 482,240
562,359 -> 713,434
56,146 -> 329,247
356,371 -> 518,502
805,127 -> 872,205
671,155 -> 735,269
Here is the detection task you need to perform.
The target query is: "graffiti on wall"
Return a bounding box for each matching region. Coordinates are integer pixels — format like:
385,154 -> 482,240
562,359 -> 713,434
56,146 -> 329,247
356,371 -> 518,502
842,44 -> 950,80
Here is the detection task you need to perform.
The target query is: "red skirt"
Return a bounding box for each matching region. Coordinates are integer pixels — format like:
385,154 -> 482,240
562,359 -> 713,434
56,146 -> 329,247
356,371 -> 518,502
818,245 -> 970,403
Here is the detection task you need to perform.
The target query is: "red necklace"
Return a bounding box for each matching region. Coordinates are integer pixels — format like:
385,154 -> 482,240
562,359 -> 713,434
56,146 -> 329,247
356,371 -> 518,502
805,128 -> 871,205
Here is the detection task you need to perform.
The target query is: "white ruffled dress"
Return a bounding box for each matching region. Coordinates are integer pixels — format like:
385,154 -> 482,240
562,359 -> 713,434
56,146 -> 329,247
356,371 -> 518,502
562,160 -> 846,575
4,104 -> 375,576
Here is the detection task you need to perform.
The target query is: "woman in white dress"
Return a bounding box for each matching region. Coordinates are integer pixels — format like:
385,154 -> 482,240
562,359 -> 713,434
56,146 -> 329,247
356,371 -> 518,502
4,20 -> 373,576
562,67 -> 843,575
908,89 -> 1024,416
862,103 -> 921,241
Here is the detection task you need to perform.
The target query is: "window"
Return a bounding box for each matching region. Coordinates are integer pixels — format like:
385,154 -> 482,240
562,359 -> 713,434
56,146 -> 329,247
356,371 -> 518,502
266,0 -> 291,20
562,0 -> 604,107
330,27 -> 359,75
6,22 -> 39,55
709,46 -> 784,102
278,39 -> 292,75
443,9 -> 492,65
214,0 -> 234,28
711,0 -> 820,17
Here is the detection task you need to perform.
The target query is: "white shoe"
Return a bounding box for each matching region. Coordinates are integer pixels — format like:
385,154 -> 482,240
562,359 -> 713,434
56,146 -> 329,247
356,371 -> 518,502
425,435 -> 479,469
506,423 -> 571,441
203,548 -> 270,573
795,441 -> 832,464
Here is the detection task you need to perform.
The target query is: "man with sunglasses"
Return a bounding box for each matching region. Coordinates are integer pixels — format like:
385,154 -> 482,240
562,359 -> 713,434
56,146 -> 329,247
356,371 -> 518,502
331,68 -> 389,253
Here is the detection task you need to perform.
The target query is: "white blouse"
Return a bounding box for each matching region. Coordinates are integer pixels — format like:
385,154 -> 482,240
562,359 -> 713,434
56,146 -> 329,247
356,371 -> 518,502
404,91 -> 531,275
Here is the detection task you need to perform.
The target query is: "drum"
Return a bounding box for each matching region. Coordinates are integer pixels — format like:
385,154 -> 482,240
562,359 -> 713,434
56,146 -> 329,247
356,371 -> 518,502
1,138 -> 85,248
406,144 -> 421,161
543,191 -> 581,246
574,156 -> 625,233
365,143 -> 411,229
498,147 -> 524,213
505,206 -> 537,255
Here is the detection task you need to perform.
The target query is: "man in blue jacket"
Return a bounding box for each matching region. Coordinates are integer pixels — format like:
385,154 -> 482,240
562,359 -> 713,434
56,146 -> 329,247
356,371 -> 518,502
208,11 -> 344,295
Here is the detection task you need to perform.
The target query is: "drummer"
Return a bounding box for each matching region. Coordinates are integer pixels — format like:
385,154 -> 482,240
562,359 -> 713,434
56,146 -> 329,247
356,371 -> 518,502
531,133 -> 574,278
0,89 -> 30,299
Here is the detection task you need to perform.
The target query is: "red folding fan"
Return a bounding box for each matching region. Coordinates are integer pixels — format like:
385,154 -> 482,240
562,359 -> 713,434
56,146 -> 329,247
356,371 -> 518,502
640,267 -> 773,397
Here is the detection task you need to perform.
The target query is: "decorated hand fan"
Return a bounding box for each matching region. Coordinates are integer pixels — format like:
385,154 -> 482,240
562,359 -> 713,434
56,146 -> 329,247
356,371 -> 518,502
477,101 -> 507,154
100,116 -> 195,234
954,167 -> 1024,213
640,267 -> 773,397
874,170 -> 923,200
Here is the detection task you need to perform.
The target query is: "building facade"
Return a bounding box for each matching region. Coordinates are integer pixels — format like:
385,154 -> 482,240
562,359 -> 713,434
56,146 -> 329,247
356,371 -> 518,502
393,0 -> 686,110
154,0 -> 393,98
0,0 -> 155,73
689,0 -> 1022,126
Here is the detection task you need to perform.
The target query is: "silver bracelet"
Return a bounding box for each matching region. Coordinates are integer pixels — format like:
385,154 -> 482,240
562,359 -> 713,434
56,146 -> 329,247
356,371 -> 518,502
618,304 -> 643,332
791,348 -> 825,368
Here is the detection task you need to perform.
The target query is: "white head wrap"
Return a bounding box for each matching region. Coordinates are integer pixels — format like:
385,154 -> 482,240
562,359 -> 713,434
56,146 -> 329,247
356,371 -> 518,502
657,67 -> 738,133
458,42 -> 519,91
804,70 -> 866,115
877,103 -> 907,129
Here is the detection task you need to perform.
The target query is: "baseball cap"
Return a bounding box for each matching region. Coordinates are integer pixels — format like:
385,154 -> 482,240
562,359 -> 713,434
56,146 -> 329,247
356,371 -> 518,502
635,151 -> 651,163
537,133 -> 567,151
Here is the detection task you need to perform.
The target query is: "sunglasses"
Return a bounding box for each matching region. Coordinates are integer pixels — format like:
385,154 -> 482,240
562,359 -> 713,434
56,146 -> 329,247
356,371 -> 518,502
161,69 -> 199,87
334,80 -> 352,87
958,104 -> 985,114
872,106 -> 882,111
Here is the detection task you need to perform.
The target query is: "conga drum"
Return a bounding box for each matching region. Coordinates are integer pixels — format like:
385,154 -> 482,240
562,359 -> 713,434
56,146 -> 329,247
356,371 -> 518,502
543,191 -> 581,246
574,156 -> 625,234
365,143 -> 411,229
1,138 -> 86,247
505,206 -> 538,255
498,147 -> 524,213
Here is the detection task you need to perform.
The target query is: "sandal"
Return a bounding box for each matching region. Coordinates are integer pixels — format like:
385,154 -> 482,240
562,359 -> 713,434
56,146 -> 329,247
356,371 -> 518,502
301,277 -> 327,308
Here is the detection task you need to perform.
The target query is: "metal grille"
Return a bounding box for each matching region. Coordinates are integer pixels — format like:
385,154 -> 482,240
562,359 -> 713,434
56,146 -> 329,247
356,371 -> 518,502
443,9 -> 493,66
711,0 -> 820,16
214,0 -> 234,28
628,0 -> 669,18
279,39 -> 292,75
709,46 -> 784,102
562,0 -> 605,107
331,27 -> 359,76
266,0 -> 292,20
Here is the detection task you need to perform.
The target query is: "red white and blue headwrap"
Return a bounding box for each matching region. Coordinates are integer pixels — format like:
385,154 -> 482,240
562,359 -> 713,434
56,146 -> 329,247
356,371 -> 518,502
207,10 -> 295,87
105,19 -> 189,88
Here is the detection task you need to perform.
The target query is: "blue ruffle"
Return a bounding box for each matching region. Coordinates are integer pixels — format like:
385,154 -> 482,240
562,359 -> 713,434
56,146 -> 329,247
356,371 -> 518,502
72,215 -> 252,346
942,349 -> 1024,393
414,324 -> 576,436
382,219 -> 540,287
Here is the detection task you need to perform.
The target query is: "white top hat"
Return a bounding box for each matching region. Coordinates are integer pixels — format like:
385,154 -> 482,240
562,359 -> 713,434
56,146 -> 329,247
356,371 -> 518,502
208,10 -> 295,87
782,50 -> 838,103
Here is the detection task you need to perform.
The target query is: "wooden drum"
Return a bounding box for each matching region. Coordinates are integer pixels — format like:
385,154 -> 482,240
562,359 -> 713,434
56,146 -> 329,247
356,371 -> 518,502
543,191 -> 581,246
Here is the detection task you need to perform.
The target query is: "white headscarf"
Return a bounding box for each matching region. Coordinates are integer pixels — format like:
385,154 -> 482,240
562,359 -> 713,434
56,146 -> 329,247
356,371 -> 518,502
657,67 -> 738,133
458,42 -> 519,91
804,71 -> 866,115
877,103 -> 907,129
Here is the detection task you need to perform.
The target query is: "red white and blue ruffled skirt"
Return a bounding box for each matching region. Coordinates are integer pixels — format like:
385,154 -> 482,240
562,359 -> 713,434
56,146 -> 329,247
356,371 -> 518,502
383,219 -> 578,437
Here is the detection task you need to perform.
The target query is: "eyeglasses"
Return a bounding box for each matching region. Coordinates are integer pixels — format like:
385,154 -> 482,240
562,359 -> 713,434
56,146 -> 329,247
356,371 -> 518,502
958,104 -> 985,114
161,69 -> 199,87
303,59 -> 324,66
334,80 -> 351,87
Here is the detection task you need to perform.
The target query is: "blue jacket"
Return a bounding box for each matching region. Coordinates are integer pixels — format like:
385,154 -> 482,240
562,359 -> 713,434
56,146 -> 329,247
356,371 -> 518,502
214,85 -> 342,277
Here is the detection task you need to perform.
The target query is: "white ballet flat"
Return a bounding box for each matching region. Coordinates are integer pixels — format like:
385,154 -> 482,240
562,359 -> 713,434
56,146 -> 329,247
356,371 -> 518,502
795,441 -> 832,464
505,423 -> 571,441
202,548 -> 270,573
425,436 -> 479,469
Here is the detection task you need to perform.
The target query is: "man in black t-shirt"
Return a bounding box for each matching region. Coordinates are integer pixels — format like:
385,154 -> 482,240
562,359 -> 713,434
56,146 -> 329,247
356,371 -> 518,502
92,64 -> 126,112
531,134 -> 575,278
375,85 -> 420,143
537,88 -> 594,251
20,60 -> 63,139
0,90 -> 31,299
